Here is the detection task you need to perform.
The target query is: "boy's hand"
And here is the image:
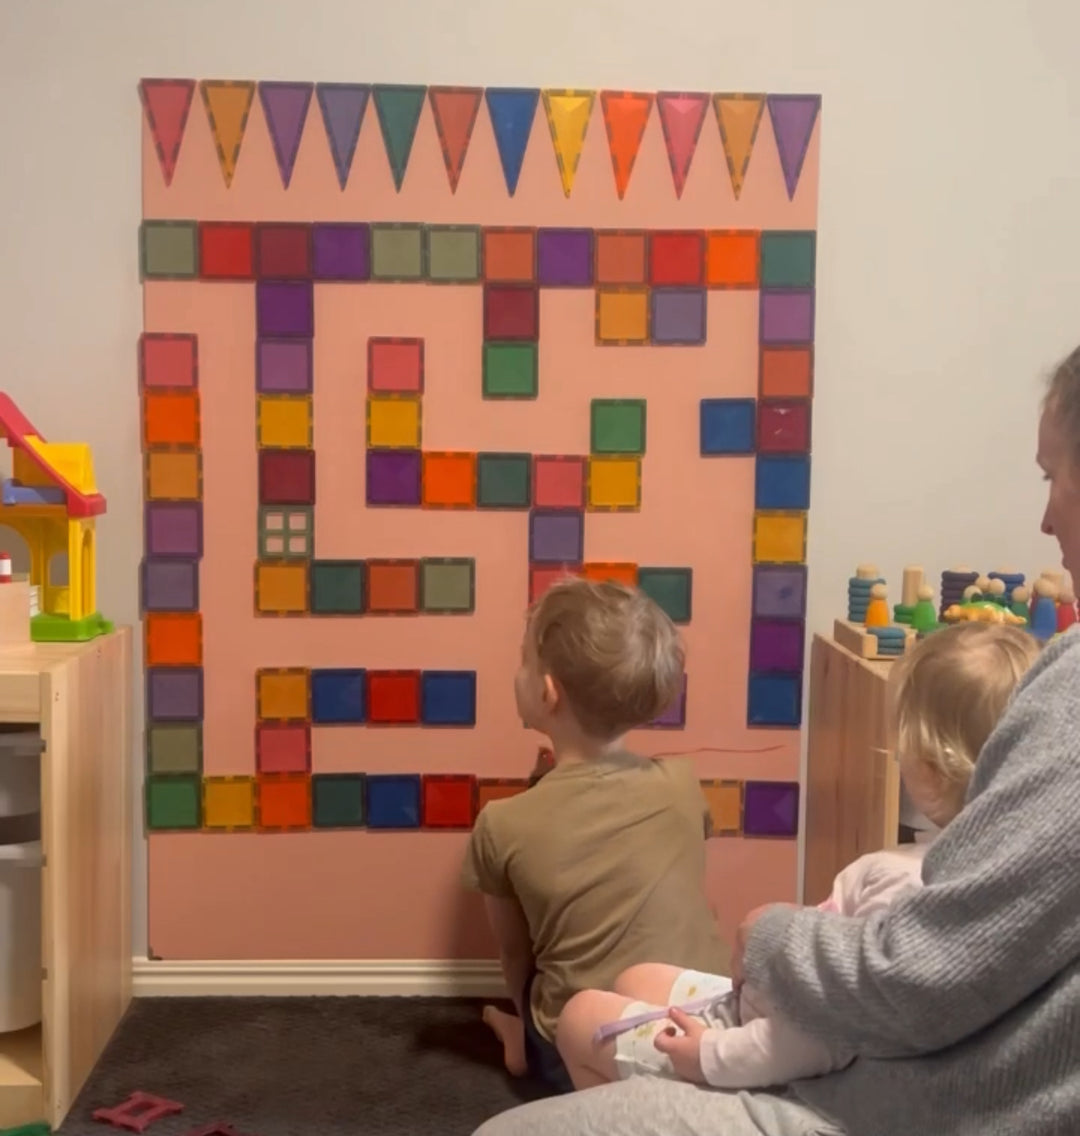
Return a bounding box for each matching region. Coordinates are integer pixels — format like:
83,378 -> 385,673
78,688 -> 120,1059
653,1008 -> 706,1083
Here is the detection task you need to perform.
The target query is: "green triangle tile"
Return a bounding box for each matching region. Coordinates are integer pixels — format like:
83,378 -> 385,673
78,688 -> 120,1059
373,84 -> 427,191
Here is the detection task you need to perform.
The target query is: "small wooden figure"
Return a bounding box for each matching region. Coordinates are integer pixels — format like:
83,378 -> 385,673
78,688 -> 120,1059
1057,587 -> 1077,633
985,578 -> 1007,604
1031,577 -> 1060,641
912,584 -> 939,634
1010,585 -> 1031,623
864,583 -> 890,627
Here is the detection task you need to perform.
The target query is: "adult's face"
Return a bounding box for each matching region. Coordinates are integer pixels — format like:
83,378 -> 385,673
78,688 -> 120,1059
1037,404 -> 1080,581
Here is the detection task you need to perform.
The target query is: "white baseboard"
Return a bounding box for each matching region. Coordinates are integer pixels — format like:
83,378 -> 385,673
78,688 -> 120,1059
132,957 -> 504,998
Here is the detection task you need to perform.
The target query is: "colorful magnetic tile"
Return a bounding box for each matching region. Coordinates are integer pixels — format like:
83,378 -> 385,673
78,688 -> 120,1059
255,560 -> 309,615
198,222 -> 254,279
92,1091 -> 185,1132
203,776 -> 257,830
257,773 -> 312,830
422,451 -> 477,508
427,225 -> 482,282
701,780 -> 742,836
537,228 -> 593,286
310,560 -> 365,614
421,670 -> 477,725
591,399 -> 646,455
750,619 -> 805,673
758,400 -> 811,454
367,449 -> 422,506
147,723 -> 202,776
370,223 -> 426,280
257,339 -> 313,394
482,341 -> 538,399
312,222 -> 370,280
760,289 -> 815,345
367,670 -> 422,724
477,452 -> 532,508
145,612 -> 202,667
533,455 -> 586,509
311,668 -> 367,724
482,228 -> 535,282
422,774 -> 478,828
753,512 -> 807,564
582,562 -> 638,586
587,456 -> 641,510
760,346 -> 813,399
484,285 -> 539,340
647,674 -> 687,727
366,559 -> 420,613
257,395 -> 313,449
420,558 -> 475,613
147,666 -> 203,721
256,721 -> 311,774
529,563 -> 582,602
476,779 -> 529,809
145,450 -> 201,501
143,389 -> 200,448
705,231 -> 760,288
760,231 -> 816,289
529,510 -> 584,563
637,567 -> 693,624
146,775 -> 201,830
368,338 -> 424,394
700,398 -> 756,455
256,667 -> 310,721
651,288 -> 707,346
258,505 -> 312,559
254,223 -> 313,279
145,502 -> 202,558
367,395 -> 422,449
141,558 -> 199,613
752,564 -> 808,620
747,673 -> 802,728
140,333 -> 198,390
256,281 -> 314,338
755,455 -> 811,510
743,780 -> 800,836
595,287 -> 649,344
140,220 -> 198,279
594,231 -> 648,286
649,231 -> 705,286
366,774 -> 422,829
312,773 -> 367,828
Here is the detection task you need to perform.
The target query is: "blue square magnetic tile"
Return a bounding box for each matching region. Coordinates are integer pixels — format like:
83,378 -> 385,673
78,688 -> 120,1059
421,670 -> 477,725
755,455 -> 811,510
310,668 -> 366,724
747,672 -> 802,727
366,774 -> 421,828
700,398 -> 756,455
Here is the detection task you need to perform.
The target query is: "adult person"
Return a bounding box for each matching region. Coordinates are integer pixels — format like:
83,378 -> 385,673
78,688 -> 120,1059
471,350 -> 1080,1136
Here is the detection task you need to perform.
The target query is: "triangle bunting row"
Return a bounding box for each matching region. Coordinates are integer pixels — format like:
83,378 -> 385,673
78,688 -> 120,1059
139,78 -> 820,200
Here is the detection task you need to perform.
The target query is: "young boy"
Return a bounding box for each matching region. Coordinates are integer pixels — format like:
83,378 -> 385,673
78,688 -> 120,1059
462,577 -> 728,1093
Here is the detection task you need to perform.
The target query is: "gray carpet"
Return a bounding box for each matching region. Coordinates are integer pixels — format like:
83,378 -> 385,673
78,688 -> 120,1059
56,997 -> 552,1136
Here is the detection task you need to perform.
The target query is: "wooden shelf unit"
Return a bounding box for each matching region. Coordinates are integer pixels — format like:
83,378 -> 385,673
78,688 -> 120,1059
0,629 -> 132,1130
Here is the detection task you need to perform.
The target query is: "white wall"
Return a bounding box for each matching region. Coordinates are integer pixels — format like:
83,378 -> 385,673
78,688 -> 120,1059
0,0 -> 1074,954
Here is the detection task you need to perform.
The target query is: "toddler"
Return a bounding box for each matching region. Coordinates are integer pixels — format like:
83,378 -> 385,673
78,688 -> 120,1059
462,577 -> 728,1092
555,621 -> 1040,1090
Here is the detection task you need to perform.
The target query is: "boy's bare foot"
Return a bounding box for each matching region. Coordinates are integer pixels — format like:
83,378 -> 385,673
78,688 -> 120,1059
482,1004 -> 528,1077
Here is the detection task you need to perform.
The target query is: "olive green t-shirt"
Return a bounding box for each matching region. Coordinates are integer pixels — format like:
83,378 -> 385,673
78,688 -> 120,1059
462,752 -> 729,1042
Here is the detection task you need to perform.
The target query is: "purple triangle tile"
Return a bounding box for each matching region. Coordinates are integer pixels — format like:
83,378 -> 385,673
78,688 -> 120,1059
259,82 -> 314,188
316,83 -> 370,190
766,94 -> 821,200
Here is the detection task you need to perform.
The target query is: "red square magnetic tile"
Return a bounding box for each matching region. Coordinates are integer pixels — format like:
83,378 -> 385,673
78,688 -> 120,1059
256,721 -> 311,773
649,231 -> 705,286
255,223 -> 313,279
757,399 -> 811,454
484,285 -> 539,340
259,449 -> 316,505
422,774 -> 477,828
367,670 -> 422,723
199,222 -> 254,279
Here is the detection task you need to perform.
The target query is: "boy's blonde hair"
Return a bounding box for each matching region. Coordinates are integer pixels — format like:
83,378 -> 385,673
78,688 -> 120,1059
890,622 -> 1040,785
526,577 -> 684,739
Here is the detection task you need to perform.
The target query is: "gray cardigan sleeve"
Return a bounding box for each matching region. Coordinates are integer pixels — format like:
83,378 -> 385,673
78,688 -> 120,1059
744,631 -> 1080,1059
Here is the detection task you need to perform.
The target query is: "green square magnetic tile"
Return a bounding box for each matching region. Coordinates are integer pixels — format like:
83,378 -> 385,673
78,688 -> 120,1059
482,341 -> 538,399
591,398 -> 647,455
420,558 -> 475,612
370,224 -> 426,280
760,231 -> 816,289
146,774 -> 202,830
313,773 -> 367,827
141,220 -> 199,279
427,226 -> 482,283
477,452 -> 531,508
311,560 -> 366,614
638,566 -> 693,623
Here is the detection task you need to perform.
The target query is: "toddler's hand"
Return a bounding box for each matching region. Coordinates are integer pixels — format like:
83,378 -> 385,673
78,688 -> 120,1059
653,1008 -> 706,1083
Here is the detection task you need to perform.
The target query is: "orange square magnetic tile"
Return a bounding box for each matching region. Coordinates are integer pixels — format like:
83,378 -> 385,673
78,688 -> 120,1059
366,559 -> 420,613
476,779 -> 529,811
145,450 -> 202,501
145,612 -> 202,667
596,287 -> 650,344
701,780 -> 743,836
255,560 -> 309,614
258,773 -> 312,830
582,562 -> 638,586
256,667 -> 310,721
760,346 -> 813,398
482,228 -> 535,282
705,231 -> 760,288
595,231 -> 648,285
143,389 -> 201,448
422,451 -> 477,508
203,776 -> 257,830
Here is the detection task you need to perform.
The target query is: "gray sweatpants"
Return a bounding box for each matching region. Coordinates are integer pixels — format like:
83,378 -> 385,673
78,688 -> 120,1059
472,1077 -> 844,1136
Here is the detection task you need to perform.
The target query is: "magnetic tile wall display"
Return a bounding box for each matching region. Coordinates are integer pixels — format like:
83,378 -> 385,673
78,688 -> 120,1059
139,79 -> 819,955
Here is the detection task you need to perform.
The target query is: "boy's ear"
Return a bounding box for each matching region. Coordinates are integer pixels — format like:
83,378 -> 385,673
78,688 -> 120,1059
542,672 -> 560,711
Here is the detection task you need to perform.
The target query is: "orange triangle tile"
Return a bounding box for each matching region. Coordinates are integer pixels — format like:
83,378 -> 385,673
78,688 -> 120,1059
428,87 -> 483,193
713,94 -> 766,199
199,80 -> 256,187
600,91 -> 654,199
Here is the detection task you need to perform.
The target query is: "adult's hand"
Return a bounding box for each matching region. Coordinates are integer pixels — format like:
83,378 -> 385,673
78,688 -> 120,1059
731,903 -> 797,989
653,1008 -> 707,1083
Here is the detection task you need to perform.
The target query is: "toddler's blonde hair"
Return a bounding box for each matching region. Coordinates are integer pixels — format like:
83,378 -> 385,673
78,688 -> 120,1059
890,621 -> 1040,786
526,576 -> 684,740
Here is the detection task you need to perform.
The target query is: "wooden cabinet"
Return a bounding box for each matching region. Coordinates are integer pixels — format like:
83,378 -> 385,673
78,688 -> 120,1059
0,629 -> 132,1130
803,633 -> 900,905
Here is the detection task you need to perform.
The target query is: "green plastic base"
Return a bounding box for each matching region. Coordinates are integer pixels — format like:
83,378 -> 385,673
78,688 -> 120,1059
30,611 -> 114,643
0,1124 -> 51,1136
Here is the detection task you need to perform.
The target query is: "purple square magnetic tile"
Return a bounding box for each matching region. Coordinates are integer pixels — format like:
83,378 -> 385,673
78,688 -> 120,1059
141,558 -> 199,612
753,565 -> 807,619
313,223 -> 370,281
257,281 -> 314,337
647,674 -> 687,728
147,667 -> 204,721
145,502 -> 202,558
651,289 -> 707,345
750,619 -> 805,672
537,229 -> 593,287
529,510 -> 584,563
744,780 -> 800,837
367,449 -> 421,506
256,338 -> 313,393
760,289 -> 814,345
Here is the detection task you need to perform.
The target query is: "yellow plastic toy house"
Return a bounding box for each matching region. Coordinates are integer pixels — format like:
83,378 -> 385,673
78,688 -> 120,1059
0,393 -> 112,641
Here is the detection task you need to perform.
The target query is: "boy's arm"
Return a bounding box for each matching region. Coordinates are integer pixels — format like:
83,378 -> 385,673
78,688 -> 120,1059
699,1015 -> 842,1089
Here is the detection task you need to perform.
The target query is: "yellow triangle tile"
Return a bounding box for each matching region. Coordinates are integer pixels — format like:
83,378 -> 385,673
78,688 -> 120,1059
542,90 -> 596,197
